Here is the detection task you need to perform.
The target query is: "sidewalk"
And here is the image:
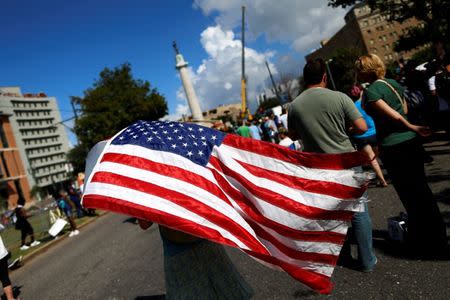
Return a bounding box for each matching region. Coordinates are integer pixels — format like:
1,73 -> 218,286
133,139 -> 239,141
8,211 -> 108,269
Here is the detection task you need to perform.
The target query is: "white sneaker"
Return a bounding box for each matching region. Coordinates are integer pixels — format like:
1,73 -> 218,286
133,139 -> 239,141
30,240 -> 41,247
74,230 -> 79,235
69,231 -> 75,237
20,245 -> 29,251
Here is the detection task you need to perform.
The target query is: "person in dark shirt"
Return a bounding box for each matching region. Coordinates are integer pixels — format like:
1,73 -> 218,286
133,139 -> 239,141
14,205 -> 40,250
355,54 -> 447,255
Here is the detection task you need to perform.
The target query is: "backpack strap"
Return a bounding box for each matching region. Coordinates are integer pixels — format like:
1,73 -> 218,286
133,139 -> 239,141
375,79 -> 408,115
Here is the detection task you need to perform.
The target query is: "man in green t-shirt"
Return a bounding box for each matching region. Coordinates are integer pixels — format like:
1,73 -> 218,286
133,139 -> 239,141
288,58 -> 377,272
236,121 -> 252,138
288,62 -> 367,153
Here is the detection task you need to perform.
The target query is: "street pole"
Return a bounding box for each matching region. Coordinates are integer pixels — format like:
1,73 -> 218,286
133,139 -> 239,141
325,59 -> 336,90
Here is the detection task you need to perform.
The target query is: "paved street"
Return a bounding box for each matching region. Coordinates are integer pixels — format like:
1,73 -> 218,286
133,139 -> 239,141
10,138 -> 450,300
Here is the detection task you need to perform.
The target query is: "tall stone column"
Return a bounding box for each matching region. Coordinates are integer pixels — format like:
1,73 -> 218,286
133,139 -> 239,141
173,42 -> 204,121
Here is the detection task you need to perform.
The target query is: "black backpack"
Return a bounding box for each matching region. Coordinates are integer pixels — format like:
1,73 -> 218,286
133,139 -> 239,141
435,67 -> 450,101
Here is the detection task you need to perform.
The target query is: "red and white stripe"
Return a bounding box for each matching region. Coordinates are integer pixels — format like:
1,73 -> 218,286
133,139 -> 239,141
83,134 -> 367,294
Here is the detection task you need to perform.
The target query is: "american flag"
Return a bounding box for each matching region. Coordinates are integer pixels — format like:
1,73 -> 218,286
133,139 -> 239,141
82,120 -> 368,294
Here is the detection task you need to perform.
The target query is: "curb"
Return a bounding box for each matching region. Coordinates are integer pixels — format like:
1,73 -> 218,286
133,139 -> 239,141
11,211 -> 109,271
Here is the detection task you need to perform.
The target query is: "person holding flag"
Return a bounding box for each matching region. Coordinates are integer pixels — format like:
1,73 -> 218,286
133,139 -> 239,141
82,117 -> 370,294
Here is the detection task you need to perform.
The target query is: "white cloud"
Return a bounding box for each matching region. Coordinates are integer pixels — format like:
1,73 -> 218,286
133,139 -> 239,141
170,1 -> 348,118
194,0 -> 348,52
161,103 -> 190,121
180,25 -> 276,112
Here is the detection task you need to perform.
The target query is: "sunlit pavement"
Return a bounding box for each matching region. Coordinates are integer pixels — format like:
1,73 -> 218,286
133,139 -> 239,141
9,137 -> 450,300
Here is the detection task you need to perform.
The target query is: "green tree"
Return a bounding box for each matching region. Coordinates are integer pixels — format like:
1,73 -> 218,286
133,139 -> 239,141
68,63 -> 168,173
328,48 -> 363,93
328,0 -> 450,52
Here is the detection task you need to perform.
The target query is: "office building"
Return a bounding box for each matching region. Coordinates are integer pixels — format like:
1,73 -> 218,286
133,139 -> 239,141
0,87 -> 71,192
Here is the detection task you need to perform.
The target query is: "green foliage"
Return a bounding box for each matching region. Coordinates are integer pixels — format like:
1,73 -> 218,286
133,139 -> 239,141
328,0 -> 450,52
69,63 -> 168,173
328,48 -> 363,94
409,46 -> 435,66
30,185 -> 44,199
67,144 -> 90,174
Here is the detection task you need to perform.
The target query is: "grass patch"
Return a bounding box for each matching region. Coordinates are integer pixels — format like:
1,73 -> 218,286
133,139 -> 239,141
2,211 -> 103,261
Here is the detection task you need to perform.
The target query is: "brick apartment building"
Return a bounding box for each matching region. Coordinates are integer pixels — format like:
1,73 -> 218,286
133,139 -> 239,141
306,3 -> 423,64
0,112 -> 31,210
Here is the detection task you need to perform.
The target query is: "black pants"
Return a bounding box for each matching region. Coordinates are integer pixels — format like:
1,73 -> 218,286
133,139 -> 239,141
19,223 -> 34,246
0,256 -> 11,287
380,138 -> 447,251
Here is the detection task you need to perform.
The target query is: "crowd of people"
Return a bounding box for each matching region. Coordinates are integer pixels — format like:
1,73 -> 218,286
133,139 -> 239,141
1,42 -> 448,300
136,42 -> 448,299
230,41 -> 449,271
232,109 -> 300,150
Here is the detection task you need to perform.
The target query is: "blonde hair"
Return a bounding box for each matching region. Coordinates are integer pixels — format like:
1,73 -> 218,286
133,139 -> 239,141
355,54 -> 386,82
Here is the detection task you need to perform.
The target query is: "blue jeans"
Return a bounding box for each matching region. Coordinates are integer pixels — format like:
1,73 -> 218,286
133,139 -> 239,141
351,201 -> 377,270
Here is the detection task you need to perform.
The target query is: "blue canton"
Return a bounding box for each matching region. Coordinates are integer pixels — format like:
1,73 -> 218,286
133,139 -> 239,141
111,120 -> 226,166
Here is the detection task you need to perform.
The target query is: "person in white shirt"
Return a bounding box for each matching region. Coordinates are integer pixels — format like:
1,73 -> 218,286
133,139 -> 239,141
279,107 -> 288,129
278,128 -> 301,150
0,236 -> 16,300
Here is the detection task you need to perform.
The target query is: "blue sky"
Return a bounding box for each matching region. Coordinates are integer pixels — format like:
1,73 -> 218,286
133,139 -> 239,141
1,0 -> 347,144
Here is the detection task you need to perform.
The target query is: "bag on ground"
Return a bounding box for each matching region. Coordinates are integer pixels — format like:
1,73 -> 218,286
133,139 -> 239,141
48,218 -> 68,237
388,212 -> 408,242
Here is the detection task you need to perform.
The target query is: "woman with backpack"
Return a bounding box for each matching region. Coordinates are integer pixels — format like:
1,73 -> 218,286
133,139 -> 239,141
355,54 -> 447,256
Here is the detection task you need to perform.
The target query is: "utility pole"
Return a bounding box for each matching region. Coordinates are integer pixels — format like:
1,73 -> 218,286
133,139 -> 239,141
241,5 -> 248,119
265,60 -> 282,103
70,98 -> 78,121
325,59 -> 336,90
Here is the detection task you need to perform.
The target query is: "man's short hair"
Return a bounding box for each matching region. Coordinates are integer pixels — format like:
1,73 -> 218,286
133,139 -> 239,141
303,58 -> 326,86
